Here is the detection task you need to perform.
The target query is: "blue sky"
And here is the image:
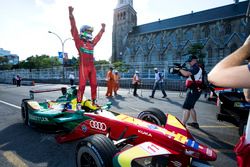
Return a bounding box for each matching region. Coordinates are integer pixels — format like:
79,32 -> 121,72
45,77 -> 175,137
0,0 -> 246,61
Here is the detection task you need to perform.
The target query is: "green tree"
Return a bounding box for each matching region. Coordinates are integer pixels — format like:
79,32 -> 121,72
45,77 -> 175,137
0,56 -> 8,65
113,61 -> 129,72
18,54 -> 61,69
0,56 -> 12,70
188,43 -> 205,64
94,60 -> 109,65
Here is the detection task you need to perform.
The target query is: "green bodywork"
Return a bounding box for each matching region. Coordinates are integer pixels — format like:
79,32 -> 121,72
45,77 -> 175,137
26,86 -> 109,131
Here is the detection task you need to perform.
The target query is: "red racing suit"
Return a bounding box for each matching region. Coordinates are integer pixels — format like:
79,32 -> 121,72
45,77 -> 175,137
69,14 -> 105,103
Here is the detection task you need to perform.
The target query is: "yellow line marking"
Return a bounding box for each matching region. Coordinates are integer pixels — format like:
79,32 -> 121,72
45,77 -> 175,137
188,128 -> 236,147
214,149 -> 235,153
3,151 -> 28,167
199,125 -> 237,128
0,100 -> 21,109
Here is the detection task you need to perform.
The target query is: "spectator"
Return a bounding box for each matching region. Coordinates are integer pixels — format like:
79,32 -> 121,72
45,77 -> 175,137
105,67 -> 115,97
16,75 -> 21,87
12,75 -> 16,85
68,72 -> 75,86
177,55 -> 203,128
132,71 -> 141,96
113,70 -> 120,95
68,6 -> 105,105
208,35 -> 250,167
149,68 -> 167,98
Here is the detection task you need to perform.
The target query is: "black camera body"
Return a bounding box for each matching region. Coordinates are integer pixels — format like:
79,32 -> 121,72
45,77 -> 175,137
169,63 -> 187,76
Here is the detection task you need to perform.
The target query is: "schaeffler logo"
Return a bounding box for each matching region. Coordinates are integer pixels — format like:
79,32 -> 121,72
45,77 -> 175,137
89,120 -> 107,131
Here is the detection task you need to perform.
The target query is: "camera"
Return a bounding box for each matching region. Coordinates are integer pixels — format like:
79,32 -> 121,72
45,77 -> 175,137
168,63 -> 187,76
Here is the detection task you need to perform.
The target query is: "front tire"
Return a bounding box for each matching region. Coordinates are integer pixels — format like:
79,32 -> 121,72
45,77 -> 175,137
137,107 -> 167,126
21,99 -> 30,125
76,134 -> 117,167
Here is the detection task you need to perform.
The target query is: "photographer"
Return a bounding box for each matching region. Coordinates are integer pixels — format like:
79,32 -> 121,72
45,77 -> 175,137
176,55 -> 202,128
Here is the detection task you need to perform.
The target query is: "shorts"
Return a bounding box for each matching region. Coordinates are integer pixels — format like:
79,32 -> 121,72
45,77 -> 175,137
183,89 -> 202,110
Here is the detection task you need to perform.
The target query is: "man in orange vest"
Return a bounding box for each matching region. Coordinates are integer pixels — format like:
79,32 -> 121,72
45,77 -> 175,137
114,70 -> 120,95
132,71 -> 140,96
106,67 -> 115,97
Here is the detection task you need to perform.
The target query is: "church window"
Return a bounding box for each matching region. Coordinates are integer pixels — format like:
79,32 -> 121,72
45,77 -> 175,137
225,23 -> 231,35
123,12 -> 126,19
207,46 -> 213,64
203,26 -> 210,38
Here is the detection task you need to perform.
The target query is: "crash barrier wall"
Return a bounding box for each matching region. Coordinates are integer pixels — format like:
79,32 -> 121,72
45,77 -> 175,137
0,65 -> 187,91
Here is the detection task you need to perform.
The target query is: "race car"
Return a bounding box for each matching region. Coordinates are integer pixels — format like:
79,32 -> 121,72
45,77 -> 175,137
21,86 -> 217,167
217,89 -> 249,136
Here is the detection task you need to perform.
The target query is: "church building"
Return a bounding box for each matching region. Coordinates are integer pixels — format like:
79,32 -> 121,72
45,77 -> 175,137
112,0 -> 249,71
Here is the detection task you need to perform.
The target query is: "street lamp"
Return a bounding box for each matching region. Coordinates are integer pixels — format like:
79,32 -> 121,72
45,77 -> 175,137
48,30 -> 72,80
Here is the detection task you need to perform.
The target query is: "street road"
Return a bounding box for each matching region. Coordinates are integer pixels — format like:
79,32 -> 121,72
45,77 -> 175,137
0,83 -> 239,167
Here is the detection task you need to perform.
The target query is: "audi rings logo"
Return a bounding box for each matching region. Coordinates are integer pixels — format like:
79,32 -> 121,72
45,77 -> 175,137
89,120 -> 107,131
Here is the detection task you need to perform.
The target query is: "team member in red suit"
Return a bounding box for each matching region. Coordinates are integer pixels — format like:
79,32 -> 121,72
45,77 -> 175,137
68,6 -> 105,105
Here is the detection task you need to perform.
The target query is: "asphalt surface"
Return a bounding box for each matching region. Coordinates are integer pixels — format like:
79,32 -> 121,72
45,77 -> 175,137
0,83 -> 239,167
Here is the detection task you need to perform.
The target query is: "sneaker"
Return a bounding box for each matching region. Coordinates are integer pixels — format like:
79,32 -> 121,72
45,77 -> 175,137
92,100 -> 100,107
162,95 -> 167,98
187,122 -> 199,129
149,95 -> 154,98
77,103 -> 82,110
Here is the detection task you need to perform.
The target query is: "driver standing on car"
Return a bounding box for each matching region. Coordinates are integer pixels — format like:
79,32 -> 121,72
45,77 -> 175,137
68,6 -> 105,107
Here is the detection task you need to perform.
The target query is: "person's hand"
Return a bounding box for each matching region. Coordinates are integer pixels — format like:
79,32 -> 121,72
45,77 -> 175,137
69,6 -> 74,16
174,67 -> 180,71
101,23 -> 106,31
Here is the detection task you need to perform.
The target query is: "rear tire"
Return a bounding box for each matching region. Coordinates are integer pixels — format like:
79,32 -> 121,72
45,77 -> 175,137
76,134 -> 117,167
21,99 -> 30,125
137,107 -> 167,126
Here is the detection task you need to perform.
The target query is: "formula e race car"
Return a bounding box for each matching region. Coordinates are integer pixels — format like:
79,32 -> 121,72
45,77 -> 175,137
217,89 -> 249,136
21,86 -> 217,167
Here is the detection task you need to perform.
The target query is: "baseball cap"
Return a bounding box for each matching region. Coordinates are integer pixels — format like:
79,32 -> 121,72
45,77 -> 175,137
135,71 -> 139,74
186,55 -> 198,62
154,68 -> 158,71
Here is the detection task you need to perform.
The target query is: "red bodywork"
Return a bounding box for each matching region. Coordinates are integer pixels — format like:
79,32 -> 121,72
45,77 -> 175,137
55,110 -> 217,165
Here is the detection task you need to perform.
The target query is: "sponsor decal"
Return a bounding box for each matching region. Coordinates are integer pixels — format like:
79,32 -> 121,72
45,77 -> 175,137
185,150 -> 200,158
147,124 -> 158,130
170,160 -> 182,167
89,120 -> 107,131
138,130 -> 152,137
187,139 -> 199,150
29,114 -> 49,122
206,148 -> 213,157
81,125 -> 87,132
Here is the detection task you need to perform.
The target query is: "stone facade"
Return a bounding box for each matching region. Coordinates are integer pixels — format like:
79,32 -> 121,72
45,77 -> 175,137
112,0 -> 249,71
112,0 -> 137,62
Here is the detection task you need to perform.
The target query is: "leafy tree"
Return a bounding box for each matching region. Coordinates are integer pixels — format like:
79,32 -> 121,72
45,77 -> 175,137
0,56 -> 8,65
113,61 -> 129,72
94,60 -> 109,65
18,54 -> 61,69
0,56 -> 12,70
188,43 -> 205,64
0,64 -> 12,70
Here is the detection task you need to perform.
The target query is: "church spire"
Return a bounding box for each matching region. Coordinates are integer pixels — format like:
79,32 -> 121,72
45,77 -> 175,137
116,0 -> 133,8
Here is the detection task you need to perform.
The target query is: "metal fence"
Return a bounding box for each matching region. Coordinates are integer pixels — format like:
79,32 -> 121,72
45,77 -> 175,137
0,59 -> 218,91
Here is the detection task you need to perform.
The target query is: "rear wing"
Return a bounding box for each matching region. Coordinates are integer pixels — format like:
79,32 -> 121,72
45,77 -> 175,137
29,87 -> 67,99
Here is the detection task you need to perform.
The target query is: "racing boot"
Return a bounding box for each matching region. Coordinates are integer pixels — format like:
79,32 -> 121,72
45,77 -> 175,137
76,103 -> 82,110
